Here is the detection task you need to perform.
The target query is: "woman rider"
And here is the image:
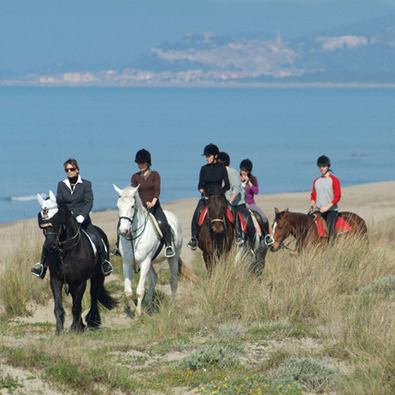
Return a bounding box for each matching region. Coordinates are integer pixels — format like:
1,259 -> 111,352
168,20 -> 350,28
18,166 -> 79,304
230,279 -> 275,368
31,158 -> 114,278
309,155 -> 341,242
187,143 -> 230,250
240,159 -> 270,233
132,149 -> 175,258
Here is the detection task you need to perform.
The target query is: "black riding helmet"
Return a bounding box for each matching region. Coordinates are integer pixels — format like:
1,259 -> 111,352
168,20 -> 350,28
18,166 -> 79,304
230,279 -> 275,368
317,155 -> 331,167
135,149 -> 152,166
202,143 -> 219,157
218,151 -> 230,166
240,159 -> 253,172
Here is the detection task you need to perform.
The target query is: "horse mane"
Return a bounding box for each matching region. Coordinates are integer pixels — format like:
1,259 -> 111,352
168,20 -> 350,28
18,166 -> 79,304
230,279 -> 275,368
57,204 -> 79,232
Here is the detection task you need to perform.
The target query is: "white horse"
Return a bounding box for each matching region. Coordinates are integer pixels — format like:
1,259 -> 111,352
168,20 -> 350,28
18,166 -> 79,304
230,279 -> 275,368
113,184 -> 199,316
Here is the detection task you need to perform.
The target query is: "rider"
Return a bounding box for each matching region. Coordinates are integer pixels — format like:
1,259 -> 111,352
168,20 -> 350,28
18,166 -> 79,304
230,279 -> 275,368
217,152 -> 256,248
309,155 -> 341,242
131,149 -> 176,258
31,158 -> 114,278
239,159 -> 271,234
187,143 -> 230,250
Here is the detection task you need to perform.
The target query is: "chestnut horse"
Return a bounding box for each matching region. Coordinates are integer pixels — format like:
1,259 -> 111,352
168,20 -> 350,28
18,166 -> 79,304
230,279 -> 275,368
198,193 -> 235,274
270,208 -> 367,252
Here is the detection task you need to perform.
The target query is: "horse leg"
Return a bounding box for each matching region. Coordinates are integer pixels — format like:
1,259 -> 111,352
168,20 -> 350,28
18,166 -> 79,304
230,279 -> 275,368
135,258 -> 151,316
50,276 -> 65,335
123,260 -> 136,314
145,265 -> 158,312
69,282 -> 87,332
85,273 -> 104,328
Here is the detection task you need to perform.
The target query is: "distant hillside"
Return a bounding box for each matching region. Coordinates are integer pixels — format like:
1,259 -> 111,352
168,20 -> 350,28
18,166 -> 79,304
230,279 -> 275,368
130,15 -> 395,84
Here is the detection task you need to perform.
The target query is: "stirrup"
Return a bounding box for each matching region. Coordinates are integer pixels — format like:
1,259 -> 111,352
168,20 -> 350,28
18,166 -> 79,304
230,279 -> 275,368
264,234 -> 274,246
31,263 -> 45,279
110,245 -> 121,256
101,260 -> 114,276
165,245 -> 176,258
187,237 -> 198,251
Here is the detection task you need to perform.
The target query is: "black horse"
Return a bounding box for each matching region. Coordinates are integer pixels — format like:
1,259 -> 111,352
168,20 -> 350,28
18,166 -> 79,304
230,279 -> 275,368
38,203 -> 118,334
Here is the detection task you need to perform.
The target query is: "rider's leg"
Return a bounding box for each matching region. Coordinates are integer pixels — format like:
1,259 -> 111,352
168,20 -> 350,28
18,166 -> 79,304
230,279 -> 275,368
152,205 -> 175,258
86,223 -> 114,276
31,246 -> 48,279
188,198 -> 206,250
326,211 -> 338,244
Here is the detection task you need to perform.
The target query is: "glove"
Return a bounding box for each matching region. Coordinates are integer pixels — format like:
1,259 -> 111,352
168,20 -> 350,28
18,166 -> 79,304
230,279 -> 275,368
76,215 -> 85,224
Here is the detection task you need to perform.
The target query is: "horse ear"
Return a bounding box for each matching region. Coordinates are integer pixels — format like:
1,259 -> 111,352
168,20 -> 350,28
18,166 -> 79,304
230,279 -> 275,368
113,184 -> 123,196
37,193 -> 46,207
49,190 -> 56,203
274,207 -> 279,214
284,208 -> 289,216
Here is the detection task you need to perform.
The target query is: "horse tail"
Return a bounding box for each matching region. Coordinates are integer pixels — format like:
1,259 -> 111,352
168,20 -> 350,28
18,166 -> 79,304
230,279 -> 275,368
97,285 -> 119,310
178,258 -> 201,285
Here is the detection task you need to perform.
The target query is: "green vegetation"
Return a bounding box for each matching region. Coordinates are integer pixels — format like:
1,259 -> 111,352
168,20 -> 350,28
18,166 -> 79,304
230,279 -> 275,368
0,220 -> 394,393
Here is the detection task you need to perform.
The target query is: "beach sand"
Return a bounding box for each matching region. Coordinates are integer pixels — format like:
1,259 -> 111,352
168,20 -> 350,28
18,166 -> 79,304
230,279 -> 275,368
1,181 -> 394,270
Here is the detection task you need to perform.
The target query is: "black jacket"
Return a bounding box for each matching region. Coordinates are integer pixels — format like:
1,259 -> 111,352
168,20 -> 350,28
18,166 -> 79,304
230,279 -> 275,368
198,162 -> 230,195
56,176 -> 93,224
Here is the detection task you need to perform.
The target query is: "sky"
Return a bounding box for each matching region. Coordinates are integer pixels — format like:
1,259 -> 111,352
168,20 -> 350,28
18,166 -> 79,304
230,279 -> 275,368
1,0 -> 394,75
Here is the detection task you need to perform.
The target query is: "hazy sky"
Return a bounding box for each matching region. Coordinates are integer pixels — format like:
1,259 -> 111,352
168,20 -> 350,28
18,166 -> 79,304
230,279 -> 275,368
1,0 -> 394,74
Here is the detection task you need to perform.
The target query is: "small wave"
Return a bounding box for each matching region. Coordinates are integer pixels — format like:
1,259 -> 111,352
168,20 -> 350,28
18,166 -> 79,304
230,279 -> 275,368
8,193 -> 47,202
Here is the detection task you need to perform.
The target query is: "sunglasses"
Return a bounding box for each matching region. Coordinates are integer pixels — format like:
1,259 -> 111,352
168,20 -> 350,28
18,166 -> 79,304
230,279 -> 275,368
65,167 -> 77,173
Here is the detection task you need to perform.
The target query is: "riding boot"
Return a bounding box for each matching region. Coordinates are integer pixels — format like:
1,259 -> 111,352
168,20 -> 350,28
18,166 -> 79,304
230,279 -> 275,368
31,247 -> 48,279
187,211 -> 199,250
163,226 -> 176,258
97,240 -> 114,276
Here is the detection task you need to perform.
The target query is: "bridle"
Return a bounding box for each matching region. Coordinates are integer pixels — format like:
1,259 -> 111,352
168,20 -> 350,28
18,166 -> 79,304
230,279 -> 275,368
271,212 -> 317,252
117,199 -> 149,241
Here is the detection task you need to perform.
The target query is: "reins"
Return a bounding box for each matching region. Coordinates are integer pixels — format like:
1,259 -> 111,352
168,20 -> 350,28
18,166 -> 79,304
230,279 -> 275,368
117,200 -> 150,273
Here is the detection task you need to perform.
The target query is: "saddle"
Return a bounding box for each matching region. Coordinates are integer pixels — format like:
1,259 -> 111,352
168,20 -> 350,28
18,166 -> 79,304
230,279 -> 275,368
237,209 -> 266,238
314,214 -> 352,237
82,226 -> 108,258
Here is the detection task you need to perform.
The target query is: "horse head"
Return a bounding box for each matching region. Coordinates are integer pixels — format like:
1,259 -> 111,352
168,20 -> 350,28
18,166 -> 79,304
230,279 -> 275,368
206,193 -> 228,234
270,208 -> 291,252
37,191 -> 78,252
114,184 -> 140,237
37,190 -> 62,251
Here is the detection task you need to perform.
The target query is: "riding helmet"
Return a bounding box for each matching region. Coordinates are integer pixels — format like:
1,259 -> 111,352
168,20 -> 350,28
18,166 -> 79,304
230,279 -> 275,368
240,159 -> 253,172
317,155 -> 331,167
135,149 -> 152,165
202,143 -> 219,157
218,152 -> 230,166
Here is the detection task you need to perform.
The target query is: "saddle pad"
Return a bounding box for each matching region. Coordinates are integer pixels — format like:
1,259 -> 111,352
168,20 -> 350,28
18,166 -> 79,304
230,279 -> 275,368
198,206 -> 208,226
147,213 -> 163,239
238,212 -> 247,233
226,208 -> 235,223
198,206 -> 234,226
314,215 -> 352,237
81,229 -> 98,256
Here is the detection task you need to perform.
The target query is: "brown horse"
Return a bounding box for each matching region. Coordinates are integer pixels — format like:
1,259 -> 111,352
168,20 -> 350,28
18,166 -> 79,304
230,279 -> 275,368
197,193 -> 235,274
270,208 -> 367,252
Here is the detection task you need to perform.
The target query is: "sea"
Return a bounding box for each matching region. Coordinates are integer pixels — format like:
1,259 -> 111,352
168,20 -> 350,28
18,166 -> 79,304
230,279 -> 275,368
1,86 -> 394,224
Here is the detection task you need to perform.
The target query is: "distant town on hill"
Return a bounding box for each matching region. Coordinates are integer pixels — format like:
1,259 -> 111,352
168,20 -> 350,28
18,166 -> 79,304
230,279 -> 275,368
3,14 -> 395,87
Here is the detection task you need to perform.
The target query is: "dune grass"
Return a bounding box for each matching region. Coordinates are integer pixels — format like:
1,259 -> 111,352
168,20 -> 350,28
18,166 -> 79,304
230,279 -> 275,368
0,220 -> 394,393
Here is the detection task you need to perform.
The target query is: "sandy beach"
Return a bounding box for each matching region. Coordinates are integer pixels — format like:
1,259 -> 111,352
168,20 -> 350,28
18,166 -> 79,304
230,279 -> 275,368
1,181 -> 394,270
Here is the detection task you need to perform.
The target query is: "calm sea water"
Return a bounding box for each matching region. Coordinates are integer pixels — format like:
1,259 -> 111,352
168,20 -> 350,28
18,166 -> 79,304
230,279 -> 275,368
1,87 -> 394,224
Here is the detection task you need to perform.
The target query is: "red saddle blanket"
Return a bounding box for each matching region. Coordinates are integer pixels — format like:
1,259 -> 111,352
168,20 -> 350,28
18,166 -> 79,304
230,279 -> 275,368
315,215 -> 352,237
198,206 -> 234,226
